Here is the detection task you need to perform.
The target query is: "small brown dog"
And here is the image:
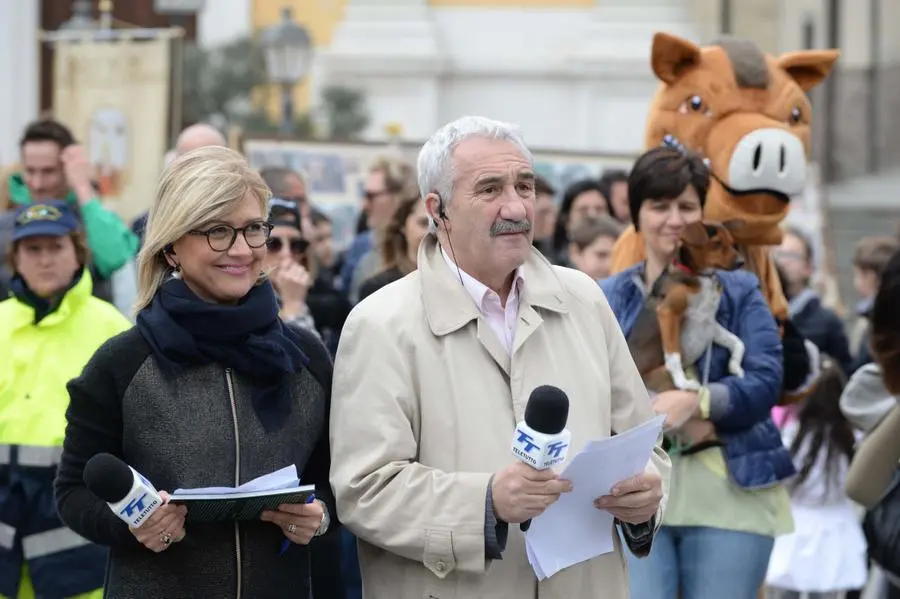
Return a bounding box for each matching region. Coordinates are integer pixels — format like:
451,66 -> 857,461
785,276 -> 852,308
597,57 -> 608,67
627,220 -> 747,393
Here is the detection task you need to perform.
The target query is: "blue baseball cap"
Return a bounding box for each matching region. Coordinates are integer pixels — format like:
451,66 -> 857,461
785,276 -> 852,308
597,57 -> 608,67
13,201 -> 79,242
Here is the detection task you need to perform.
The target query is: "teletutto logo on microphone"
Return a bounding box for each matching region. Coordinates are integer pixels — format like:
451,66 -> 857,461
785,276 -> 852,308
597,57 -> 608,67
511,386 -> 571,469
84,453 -> 163,529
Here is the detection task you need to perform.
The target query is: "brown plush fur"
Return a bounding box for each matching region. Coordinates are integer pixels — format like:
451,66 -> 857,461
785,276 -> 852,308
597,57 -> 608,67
611,33 -> 839,326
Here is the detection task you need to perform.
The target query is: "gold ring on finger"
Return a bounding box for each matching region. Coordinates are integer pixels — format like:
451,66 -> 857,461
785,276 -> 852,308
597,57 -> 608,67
161,532 -> 172,546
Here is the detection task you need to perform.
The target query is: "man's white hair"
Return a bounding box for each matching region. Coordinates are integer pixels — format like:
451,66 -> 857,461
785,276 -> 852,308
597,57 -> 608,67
416,116 -> 534,204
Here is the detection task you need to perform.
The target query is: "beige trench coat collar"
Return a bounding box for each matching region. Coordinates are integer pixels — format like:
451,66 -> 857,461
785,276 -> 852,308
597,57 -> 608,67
418,233 -> 570,374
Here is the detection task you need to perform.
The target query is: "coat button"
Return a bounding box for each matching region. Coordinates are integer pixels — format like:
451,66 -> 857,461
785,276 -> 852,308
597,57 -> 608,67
435,561 -> 446,572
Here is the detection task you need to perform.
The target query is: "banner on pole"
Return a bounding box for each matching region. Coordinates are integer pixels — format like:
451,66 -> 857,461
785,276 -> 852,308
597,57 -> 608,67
52,33 -> 178,221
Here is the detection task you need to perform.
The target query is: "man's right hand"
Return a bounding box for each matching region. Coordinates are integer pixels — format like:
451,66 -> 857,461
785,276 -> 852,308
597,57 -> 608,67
491,461 -> 572,524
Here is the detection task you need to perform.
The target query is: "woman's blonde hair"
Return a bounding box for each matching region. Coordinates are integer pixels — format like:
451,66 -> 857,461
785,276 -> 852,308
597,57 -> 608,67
134,146 -> 271,314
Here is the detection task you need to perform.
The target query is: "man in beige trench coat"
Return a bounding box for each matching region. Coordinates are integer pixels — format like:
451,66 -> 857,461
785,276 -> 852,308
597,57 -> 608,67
330,115 -> 672,599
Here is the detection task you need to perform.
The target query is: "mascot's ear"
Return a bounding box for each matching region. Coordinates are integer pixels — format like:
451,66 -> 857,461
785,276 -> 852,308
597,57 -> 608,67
651,32 -> 702,84
776,49 -> 840,92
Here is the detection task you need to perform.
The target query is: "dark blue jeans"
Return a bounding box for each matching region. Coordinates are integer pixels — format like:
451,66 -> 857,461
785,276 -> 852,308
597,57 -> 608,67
627,525 -> 774,599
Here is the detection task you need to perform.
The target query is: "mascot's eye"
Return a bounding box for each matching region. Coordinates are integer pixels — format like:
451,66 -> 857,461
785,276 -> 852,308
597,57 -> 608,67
679,95 -> 712,117
788,107 -> 803,124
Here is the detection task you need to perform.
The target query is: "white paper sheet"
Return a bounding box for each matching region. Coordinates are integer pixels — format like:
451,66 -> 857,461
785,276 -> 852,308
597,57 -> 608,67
172,465 -> 299,496
525,415 -> 665,580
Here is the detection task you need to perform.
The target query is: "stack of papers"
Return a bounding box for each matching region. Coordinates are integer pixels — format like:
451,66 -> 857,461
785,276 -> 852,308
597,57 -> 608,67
171,465 -> 301,498
525,415 -> 665,580
169,465 -> 316,522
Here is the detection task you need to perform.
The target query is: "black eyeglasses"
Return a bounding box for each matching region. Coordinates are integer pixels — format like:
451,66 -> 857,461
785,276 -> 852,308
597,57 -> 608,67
267,236 -> 309,255
189,221 -> 273,252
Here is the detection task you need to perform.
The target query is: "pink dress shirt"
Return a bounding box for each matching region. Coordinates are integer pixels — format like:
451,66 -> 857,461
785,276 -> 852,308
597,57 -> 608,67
441,248 -> 524,356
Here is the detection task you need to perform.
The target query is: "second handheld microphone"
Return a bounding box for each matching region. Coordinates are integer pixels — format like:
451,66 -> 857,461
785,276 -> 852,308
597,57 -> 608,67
83,453 -> 163,529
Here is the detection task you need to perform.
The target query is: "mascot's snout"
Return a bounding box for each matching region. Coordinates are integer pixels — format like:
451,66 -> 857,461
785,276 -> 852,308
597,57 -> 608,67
727,127 -> 807,200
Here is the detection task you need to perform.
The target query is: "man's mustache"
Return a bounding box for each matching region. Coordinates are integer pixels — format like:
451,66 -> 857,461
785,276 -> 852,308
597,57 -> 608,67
490,219 -> 532,237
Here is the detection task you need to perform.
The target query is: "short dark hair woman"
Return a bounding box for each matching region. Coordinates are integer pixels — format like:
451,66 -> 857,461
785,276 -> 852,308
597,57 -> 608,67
54,147 -> 343,598
600,146 -> 791,599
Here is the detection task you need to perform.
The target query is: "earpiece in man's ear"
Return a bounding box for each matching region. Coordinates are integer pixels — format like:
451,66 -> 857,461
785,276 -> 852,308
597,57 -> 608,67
436,194 -> 448,221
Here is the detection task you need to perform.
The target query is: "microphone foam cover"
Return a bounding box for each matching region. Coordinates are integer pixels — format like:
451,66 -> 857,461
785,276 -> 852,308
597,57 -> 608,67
83,453 -> 135,503
524,385 -> 569,434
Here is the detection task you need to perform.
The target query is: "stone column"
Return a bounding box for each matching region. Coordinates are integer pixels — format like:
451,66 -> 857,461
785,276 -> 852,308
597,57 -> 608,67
315,0 -> 445,142
0,0 -> 40,167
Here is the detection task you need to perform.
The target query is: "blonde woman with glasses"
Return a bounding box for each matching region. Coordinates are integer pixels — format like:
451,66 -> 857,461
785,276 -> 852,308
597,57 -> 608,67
54,147 -> 342,599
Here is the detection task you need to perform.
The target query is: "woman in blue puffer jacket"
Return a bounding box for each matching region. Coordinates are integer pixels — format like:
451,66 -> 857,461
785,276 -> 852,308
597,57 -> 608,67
600,146 -> 793,599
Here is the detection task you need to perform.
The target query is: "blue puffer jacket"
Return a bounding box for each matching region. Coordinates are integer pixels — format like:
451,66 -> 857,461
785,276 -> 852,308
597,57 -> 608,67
599,264 -> 795,489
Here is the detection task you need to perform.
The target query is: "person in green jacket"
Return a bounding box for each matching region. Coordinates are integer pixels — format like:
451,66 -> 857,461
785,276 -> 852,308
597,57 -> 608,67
2,118 -> 138,280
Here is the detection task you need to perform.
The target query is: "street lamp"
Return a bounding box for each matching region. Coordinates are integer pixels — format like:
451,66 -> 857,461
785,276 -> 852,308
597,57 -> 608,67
59,0 -> 96,31
259,7 -> 313,136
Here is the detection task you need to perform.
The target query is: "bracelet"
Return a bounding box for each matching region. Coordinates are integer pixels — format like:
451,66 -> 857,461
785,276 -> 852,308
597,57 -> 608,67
314,500 -> 330,536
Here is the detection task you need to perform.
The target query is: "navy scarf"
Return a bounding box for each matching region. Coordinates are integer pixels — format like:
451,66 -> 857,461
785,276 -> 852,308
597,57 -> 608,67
136,278 -> 309,432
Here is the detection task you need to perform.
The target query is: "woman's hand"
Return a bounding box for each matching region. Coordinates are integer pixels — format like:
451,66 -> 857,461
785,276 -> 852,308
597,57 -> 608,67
130,491 -> 187,553
273,258 -> 311,314
261,500 -> 325,546
652,390 -> 701,431
677,417 -> 717,444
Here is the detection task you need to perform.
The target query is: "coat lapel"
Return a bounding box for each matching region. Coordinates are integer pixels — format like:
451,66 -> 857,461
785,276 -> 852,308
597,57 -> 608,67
418,233 -> 572,374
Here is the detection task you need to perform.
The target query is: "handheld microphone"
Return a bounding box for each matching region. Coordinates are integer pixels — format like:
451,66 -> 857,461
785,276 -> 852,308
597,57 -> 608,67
511,385 -> 571,469
511,385 -> 571,532
83,453 -> 163,529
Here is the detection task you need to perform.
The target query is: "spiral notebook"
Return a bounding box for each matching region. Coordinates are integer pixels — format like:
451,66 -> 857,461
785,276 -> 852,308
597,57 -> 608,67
169,465 -> 315,523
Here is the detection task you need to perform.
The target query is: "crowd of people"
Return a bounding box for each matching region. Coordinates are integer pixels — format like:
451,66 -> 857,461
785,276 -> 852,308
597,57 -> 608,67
1,111 -> 899,599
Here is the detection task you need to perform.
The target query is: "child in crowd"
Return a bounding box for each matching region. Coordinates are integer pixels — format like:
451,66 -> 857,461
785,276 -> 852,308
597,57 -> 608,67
849,236 -> 899,371
567,215 -> 623,281
766,359 -> 868,599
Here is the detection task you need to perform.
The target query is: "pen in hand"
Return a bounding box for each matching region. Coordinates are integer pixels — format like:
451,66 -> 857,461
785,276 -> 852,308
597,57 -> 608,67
279,493 -> 316,556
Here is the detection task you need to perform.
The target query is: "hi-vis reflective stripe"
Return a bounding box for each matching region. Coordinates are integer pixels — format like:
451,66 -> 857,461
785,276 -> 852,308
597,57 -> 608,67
22,528 -> 92,560
0,445 -> 62,467
0,522 -> 14,550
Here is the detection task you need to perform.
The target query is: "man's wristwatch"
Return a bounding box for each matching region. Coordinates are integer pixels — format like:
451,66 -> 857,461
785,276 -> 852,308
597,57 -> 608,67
314,500 -> 330,536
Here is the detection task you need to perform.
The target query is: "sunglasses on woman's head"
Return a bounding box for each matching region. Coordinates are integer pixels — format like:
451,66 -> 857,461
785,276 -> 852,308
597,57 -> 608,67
268,198 -> 302,226
269,197 -> 299,212
267,236 -> 309,255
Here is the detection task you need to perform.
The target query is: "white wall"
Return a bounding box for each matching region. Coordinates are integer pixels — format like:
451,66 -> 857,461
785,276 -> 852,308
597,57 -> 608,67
319,2 -> 696,154
0,0 -> 40,167
196,0 -> 252,49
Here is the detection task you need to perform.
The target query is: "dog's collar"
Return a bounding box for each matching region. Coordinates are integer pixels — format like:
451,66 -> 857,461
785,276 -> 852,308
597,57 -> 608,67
672,260 -> 694,275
